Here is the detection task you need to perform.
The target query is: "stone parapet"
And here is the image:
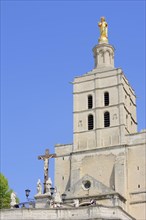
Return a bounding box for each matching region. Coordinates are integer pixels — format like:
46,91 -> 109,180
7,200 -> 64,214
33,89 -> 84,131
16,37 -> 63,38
0,205 -> 135,220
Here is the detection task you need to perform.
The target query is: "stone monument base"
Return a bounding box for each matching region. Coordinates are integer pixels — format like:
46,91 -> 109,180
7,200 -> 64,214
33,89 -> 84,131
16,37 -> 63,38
34,193 -> 52,208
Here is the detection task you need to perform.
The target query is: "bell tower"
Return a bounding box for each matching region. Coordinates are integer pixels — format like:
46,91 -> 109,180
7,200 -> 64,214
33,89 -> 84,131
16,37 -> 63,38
55,18 -> 145,220
73,17 -> 137,151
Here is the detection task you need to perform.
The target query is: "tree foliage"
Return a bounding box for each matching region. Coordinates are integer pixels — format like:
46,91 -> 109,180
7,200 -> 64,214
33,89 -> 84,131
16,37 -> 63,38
0,173 -> 19,209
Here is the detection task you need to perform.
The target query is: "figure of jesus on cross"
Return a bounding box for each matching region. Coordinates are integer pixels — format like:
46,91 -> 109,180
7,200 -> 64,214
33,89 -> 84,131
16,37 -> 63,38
38,149 -> 56,193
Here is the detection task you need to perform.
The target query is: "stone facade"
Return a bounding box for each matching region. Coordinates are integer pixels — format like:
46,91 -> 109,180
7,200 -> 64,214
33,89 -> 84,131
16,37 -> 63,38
55,132 -> 146,219
54,26 -> 146,220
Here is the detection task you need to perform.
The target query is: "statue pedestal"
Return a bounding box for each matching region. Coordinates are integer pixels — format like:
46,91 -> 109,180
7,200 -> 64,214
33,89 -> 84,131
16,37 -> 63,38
34,193 -> 52,208
93,43 -> 115,70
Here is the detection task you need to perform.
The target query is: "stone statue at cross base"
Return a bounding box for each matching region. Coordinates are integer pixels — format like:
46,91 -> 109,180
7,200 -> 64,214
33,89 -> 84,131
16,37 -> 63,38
45,177 -> 52,195
36,179 -> 42,195
10,192 -> 16,208
50,188 -> 62,208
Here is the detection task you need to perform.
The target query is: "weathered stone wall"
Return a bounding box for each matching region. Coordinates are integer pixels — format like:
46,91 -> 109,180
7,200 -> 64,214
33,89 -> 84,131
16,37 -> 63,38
54,132 -> 146,220
0,205 -> 135,220
55,144 -> 73,193
126,131 -> 146,219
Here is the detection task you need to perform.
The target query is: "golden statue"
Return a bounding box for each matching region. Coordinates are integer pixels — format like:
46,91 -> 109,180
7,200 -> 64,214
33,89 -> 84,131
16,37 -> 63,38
98,17 -> 108,43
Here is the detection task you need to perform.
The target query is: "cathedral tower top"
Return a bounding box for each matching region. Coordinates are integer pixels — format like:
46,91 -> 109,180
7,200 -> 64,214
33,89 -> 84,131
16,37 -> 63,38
93,17 -> 114,70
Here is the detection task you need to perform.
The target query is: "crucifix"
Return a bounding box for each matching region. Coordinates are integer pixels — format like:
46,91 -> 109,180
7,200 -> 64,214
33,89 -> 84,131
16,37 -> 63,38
38,149 -> 56,193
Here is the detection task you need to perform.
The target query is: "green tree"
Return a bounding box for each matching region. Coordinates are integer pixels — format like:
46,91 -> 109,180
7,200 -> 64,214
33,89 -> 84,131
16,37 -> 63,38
0,173 -> 19,209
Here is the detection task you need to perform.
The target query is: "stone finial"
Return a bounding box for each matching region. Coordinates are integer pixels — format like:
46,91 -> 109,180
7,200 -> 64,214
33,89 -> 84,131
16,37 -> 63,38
98,17 -> 108,44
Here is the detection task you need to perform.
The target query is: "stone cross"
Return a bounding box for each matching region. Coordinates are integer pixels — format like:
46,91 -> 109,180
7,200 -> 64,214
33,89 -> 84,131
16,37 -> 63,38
38,149 -> 56,193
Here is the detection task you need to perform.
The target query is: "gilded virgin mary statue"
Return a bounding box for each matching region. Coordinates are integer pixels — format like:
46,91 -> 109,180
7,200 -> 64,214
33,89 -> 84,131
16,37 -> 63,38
98,17 -> 108,44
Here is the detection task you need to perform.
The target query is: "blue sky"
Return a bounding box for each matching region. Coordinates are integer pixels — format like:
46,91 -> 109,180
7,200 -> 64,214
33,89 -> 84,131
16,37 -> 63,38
1,0 -> 145,202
